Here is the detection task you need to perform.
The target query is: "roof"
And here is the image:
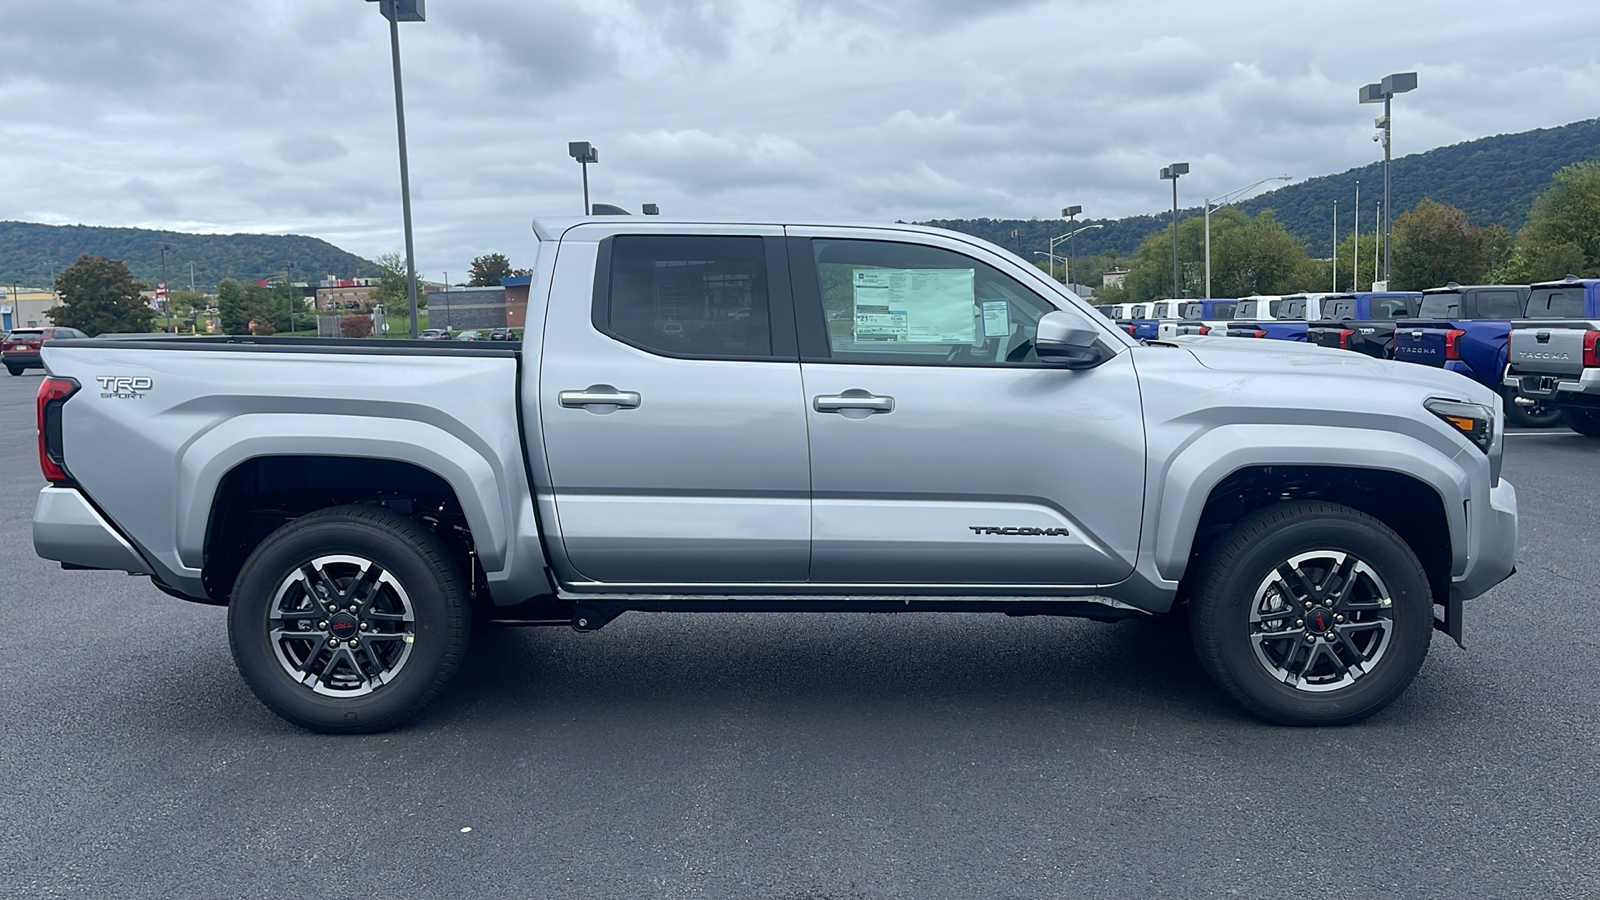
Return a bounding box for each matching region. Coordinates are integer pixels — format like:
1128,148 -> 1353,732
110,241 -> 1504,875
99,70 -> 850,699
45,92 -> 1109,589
530,216 -> 961,243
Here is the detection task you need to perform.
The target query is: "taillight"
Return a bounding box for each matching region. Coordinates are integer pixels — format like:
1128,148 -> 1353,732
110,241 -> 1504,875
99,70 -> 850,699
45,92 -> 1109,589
1444,329 -> 1465,361
1253,329 -> 1267,339
1584,330 -> 1600,368
1338,329 -> 1355,350
37,376 -> 79,485
1124,324 -> 1136,336
1198,325 -> 1211,335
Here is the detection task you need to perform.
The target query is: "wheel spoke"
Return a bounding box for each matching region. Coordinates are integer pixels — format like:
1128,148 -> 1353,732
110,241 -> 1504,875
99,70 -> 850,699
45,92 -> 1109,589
1277,562 -> 1318,602
300,563 -> 343,612
1325,556 -> 1359,609
349,563 -> 385,613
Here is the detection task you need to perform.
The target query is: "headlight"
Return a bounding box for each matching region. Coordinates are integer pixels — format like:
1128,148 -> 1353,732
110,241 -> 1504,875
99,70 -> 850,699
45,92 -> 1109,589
1424,397 -> 1494,454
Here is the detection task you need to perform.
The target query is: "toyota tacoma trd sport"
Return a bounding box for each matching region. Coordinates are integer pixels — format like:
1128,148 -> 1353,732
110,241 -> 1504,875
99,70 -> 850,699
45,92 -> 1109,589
1504,277 -> 1600,437
32,218 -> 1518,733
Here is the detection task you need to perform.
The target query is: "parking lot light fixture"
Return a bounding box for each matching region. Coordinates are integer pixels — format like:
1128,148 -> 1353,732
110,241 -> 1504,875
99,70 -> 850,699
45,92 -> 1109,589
1204,175 -> 1292,299
364,0 -> 426,338
1159,164 -> 1189,297
568,142 -> 599,214
1360,72 -> 1417,286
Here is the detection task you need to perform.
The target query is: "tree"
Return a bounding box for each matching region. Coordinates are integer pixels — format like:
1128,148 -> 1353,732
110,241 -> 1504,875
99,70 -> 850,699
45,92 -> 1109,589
371,252 -> 426,312
1120,209 -> 1319,301
46,254 -> 156,335
1390,199 -> 1490,290
1498,160 -> 1600,281
218,278 -> 250,335
468,252 -> 513,286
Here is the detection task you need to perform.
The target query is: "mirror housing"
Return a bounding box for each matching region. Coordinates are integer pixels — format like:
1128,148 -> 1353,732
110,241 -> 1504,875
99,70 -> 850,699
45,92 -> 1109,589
1035,310 -> 1114,369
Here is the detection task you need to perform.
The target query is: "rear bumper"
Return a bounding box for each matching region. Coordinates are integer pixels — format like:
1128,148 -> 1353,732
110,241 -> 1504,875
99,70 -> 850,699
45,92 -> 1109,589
3,351 -> 43,369
1505,368 -> 1600,409
1451,479 -> 1517,603
33,487 -> 152,574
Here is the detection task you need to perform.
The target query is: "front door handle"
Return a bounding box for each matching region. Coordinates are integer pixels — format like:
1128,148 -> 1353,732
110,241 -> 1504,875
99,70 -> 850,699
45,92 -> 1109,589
559,384 -> 641,412
813,389 -> 895,416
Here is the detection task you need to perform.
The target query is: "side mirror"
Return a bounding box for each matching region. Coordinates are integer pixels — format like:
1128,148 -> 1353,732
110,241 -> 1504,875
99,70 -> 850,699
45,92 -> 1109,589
1035,310 -> 1114,369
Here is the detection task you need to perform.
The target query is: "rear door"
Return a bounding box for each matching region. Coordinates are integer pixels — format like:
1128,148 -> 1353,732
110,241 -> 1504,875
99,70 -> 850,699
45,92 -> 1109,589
538,227 -> 812,585
787,228 -> 1145,587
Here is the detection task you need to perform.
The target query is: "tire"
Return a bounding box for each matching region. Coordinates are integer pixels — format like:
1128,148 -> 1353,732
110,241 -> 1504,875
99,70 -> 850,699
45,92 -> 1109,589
228,505 -> 470,733
1190,501 -> 1432,726
1502,391 -> 1565,429
1568,409 -> 1600,438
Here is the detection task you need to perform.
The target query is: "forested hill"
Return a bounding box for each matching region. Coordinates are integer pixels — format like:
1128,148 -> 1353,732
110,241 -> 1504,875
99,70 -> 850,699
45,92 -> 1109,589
927,117 -> 1600,261
0,221 -> 380,290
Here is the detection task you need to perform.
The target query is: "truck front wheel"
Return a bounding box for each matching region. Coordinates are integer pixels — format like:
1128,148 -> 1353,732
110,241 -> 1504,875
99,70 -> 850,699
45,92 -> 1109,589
227,506 -> 470,733
1190,501 -> 1432,726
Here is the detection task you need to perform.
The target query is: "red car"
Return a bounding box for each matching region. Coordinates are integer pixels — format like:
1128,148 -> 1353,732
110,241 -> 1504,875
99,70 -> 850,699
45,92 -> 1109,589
4,326 -> 89,376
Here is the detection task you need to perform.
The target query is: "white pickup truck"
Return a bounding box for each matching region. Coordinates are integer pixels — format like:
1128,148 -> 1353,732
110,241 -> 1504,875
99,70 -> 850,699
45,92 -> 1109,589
33,218 -> 1517,732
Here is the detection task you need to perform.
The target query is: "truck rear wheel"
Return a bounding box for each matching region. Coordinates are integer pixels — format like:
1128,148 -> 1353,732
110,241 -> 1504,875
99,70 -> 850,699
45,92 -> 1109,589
1190,501 -> 1432,726
1502,391 -> 1564,428
1568,410 -> 1600,437
227,505 -> 470,733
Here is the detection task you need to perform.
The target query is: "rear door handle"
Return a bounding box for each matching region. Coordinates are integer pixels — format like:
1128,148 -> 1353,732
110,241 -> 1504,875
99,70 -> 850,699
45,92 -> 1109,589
813,389 -> 895,416
559,385 -> 641,411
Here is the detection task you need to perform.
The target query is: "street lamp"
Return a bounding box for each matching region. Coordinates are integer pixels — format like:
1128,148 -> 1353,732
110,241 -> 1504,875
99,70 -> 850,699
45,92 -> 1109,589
1203,175 -> 1291,298
1159,163 -> 1189,297
568,141 -> 599,215
1060,205 -> 1082,285
284,260 -> 296,333
1360,71 -> 1417,288
1048,224 -> 1103,288
365,0 -> 426,339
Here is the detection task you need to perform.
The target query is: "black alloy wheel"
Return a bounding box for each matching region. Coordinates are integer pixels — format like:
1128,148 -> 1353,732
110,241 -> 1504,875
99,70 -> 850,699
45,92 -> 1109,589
1191,501 -> 1433,726
228,505 -> 470,733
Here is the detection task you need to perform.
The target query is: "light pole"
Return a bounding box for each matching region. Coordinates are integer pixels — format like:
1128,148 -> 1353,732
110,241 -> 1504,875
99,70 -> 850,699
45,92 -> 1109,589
1353,180 -> 1360,290
1061,205 -> 1082,286
365,0 -> 425,338
1048,224 -> 1103,288
1331,200 -> 1338,291
1203,175 -> 1291,299
186,261 -> 196,293
1360,72 -> 1417,288
568,141 -> 598,214
285,261 -> 296,333
1159,163 -> 1189,297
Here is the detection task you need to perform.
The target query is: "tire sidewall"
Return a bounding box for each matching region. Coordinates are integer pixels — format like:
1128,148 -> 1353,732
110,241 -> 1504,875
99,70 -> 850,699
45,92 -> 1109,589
1194,509 -> 1432,726
228,511 -> 466,733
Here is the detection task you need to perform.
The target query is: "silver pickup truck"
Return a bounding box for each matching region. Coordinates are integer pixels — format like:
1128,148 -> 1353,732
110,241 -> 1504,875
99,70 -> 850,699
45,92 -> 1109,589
1504,276 -> 1600,436
33,218 -> 1518,732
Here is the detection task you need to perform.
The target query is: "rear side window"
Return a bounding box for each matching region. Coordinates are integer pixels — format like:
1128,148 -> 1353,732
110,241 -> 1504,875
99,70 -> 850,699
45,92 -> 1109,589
1419,292 -> 1462,318
1371,297 -> 1415,319
1476,291 -> 1523,319
1527,288 -> 1586,318
598,235 -> 774,359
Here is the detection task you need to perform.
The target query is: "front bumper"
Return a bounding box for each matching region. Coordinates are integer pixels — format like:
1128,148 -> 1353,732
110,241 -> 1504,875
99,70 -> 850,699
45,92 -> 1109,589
1451,478 -> 1518,604
33,487 -> 152,574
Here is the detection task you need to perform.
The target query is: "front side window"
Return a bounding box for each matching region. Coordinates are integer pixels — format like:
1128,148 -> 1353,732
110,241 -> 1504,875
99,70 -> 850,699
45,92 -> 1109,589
806,239 -> 1061,366
600,235 -> 772,358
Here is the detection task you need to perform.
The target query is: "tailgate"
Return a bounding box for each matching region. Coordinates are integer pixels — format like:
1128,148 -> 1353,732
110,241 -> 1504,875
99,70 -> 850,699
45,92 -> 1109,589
1509,326 -> 1592,376
1393,324 -> 1451,367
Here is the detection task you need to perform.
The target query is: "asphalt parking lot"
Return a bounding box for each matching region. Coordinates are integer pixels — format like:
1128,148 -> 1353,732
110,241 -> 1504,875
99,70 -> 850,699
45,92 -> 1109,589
2,368 -> 1596,900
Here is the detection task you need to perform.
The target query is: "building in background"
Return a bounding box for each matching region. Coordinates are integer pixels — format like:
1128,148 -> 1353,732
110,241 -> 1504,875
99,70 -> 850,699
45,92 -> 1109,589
424,286 -> 506,331
501,275 -> 531,329
1102,267 -> 1129,290
2,287 -> 59,330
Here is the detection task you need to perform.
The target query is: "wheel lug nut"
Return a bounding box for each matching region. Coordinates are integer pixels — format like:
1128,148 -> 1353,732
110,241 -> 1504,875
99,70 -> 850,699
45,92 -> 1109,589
1334,614 -> 1345,623
1295,619 -> 1304,627
1304,601 -> 1313,608
318,620 -> 328,629
1305,634 -> 1316,643
360,621 -> 370,630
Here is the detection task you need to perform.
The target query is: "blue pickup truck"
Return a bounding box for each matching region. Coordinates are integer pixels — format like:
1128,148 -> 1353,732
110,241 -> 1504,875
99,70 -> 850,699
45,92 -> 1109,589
1391,285 -> 1556,427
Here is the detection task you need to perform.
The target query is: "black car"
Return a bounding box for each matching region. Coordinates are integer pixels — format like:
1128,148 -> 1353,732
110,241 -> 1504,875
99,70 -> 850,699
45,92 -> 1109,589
489,327 -> 517,341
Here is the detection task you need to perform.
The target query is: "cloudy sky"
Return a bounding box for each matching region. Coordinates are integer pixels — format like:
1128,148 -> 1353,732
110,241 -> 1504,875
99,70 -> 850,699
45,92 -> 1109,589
3,0 -> 1597,277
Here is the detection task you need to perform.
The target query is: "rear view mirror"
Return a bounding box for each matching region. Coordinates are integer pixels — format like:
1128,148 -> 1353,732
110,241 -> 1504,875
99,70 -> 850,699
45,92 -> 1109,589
1035,310 -> 1114,369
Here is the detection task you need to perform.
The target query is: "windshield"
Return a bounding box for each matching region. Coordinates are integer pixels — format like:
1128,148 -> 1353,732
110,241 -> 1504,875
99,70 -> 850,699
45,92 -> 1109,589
1527,288 -> 1587,318
1419,292 -> 1463,318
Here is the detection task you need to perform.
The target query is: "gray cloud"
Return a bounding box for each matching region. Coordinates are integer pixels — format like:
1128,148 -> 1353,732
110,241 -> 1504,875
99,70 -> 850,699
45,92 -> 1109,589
1,0 -> 1598,278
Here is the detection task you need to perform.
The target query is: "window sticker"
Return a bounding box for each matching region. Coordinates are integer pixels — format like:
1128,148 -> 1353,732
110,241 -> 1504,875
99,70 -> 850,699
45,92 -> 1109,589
852,268 -> 976,343
981,300 -> 1011,337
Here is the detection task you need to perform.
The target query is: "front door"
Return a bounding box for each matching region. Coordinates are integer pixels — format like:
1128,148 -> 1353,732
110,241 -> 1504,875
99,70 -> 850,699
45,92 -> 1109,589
539,229 -> 811,586
787,229 -> 1146,587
